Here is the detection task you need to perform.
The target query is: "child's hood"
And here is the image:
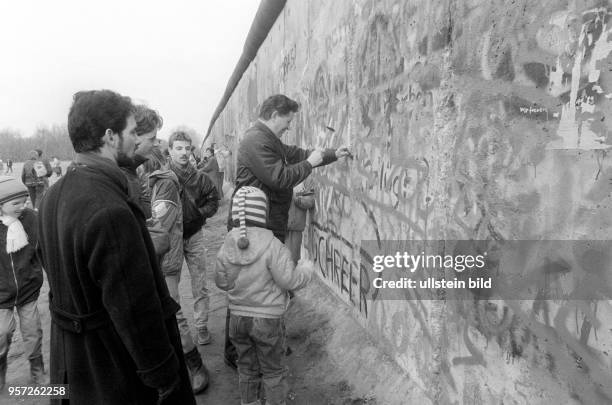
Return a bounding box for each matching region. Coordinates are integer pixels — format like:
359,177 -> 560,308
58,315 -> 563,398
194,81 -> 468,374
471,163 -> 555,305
222,227 -> 275,265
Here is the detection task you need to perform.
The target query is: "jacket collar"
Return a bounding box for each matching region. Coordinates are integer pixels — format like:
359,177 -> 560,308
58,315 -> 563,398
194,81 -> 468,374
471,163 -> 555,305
74,152 -> 128,194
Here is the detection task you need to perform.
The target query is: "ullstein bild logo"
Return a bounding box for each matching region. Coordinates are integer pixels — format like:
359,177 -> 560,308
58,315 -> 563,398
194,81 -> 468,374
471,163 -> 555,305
360,240 -> 612,300
372,276 -> 491,290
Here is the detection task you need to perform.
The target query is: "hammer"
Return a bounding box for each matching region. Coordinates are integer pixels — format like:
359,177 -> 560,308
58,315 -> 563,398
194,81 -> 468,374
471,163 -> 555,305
324,125 -> 353,159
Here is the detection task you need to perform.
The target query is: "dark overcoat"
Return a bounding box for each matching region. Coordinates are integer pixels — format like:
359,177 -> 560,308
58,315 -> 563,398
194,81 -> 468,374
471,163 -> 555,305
38,153 -> 195,405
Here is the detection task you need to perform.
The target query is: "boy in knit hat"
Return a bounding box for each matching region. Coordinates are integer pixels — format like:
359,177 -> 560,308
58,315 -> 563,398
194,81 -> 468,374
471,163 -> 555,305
215,186 -> 313,405
0,176 -> 45,390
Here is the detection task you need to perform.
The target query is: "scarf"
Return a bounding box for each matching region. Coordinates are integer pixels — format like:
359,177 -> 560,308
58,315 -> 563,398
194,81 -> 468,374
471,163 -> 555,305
170,160 -> 197,187
169,160 -> 195,184
0,215 -> 29,254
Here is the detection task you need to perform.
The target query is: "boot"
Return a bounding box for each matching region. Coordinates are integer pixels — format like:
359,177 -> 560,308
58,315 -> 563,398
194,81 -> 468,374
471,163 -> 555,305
184,348 -> 209,394
29,356 -> 46,385
0,354 -> 6,391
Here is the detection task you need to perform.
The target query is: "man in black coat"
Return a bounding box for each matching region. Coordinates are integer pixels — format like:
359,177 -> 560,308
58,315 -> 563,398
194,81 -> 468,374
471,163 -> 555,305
232,94 -> 350,243
38,90 -> 196,405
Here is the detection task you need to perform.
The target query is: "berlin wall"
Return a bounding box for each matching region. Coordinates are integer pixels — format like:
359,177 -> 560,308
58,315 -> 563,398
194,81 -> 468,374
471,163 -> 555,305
207,0 -> 612,403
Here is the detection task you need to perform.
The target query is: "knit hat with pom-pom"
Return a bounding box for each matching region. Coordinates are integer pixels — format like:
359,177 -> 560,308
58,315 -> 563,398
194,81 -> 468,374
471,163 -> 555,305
231,186 -> 268,249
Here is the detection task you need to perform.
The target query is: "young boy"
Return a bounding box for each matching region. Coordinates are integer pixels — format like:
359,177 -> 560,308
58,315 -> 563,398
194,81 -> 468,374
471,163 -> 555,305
215,186 -> 313,405
0,176 -> 45,390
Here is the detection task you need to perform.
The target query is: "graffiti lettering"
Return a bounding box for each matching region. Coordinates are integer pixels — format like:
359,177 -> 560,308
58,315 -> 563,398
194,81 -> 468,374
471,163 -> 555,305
309,222 -> 369,317
280,44 -> 297,80
519,106 -> 548,115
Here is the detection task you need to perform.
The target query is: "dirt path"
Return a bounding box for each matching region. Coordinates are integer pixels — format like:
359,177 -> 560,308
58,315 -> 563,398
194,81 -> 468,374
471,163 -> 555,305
1,200 -> 369,405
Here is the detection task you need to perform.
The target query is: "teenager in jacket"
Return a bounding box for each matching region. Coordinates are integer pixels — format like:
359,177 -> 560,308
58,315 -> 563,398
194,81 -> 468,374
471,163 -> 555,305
168,131 -> 218,345
215,186 -> 313,405
142,146 -> 210,394
37,90 -> 195,405
0,176 -> 45,390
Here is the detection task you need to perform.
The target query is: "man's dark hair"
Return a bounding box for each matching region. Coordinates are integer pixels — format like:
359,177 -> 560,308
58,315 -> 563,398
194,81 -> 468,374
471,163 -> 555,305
259,94 -> 299,120
134,105 -> 163,136
168,131 -> 192,148
68,90 -> 134,153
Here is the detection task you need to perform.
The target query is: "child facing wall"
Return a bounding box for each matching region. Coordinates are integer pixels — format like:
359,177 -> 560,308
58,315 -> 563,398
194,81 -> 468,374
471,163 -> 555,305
215,186 -> 314,405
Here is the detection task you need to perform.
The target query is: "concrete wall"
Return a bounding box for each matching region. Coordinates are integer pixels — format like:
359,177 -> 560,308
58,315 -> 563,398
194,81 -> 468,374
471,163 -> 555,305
208,0 -> 612,403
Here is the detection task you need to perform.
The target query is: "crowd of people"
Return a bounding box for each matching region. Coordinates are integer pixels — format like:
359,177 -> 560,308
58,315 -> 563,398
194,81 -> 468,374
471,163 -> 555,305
0,90 -> 350,404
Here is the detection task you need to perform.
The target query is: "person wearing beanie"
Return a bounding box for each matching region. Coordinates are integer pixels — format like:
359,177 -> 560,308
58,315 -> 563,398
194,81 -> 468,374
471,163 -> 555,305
0,176 -> 45,390
215,186 -> 314,405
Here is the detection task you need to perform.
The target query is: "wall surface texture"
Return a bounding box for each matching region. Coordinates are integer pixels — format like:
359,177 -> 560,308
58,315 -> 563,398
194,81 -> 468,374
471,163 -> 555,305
208,1 -> 612,403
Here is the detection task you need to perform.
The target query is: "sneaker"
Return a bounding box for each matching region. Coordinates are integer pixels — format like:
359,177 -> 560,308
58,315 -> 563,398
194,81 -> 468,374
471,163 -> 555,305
197,327 -> 212,345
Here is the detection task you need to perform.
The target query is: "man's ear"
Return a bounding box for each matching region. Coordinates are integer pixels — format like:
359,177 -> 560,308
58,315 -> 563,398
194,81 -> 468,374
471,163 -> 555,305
102,129 -> 117,147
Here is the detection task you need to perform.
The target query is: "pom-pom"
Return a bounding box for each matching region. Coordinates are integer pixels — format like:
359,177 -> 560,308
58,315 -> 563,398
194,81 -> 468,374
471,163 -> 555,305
237,236 -> 250,249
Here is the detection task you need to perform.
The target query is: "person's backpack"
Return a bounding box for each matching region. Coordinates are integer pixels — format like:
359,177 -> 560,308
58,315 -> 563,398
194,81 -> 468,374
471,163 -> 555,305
33,160 -> 48,177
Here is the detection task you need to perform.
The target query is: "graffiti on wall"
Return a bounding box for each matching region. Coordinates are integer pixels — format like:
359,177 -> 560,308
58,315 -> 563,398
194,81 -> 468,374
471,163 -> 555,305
208,0 -> 612,402
307,221 -> 370,317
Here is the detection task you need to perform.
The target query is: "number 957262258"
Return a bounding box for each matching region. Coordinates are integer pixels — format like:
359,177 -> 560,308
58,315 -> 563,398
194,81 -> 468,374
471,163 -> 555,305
8,384 -> 69,398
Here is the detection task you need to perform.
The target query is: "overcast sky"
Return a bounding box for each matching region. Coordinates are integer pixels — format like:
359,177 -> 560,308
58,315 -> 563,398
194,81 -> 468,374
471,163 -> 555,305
0,1 -> 260,141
